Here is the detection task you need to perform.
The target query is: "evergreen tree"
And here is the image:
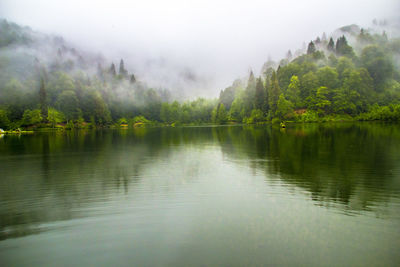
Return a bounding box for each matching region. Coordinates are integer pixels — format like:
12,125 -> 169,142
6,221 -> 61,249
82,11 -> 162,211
254,77 -> 265,110
109,63 -> 116,77
307,41 -> 316,54
335,36 -> 355,57
119,59 -> 128,77
39,77 -> 48,122
327,38 -> 335,52
286,75 -> 301,108
268,70 -> 281,114
130,74 -> 136,84
276,94 -> 293,119
243,70 -> 256,115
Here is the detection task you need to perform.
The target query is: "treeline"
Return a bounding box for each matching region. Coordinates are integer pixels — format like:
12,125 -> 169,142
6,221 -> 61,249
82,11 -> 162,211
0,59 -> 217,129
217,28 -> 400,124
1,20 -> 400,130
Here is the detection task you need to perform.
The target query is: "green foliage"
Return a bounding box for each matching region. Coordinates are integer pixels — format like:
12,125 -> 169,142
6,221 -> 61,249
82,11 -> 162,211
268,70 -> 281,114
212,103 -> 228,124
22,109 -> 42,126
327,38 -> 335,52
161,101 -> 181,123
336,36 -> 355,57
307,41 -> 316,54
243,71 -> 256,115
360,45 -> 393,91
133,115 -> 150,124
47,108 -> 64,128
254,77 -> 265,110
56,90 -> 80,122
244,109 -> 264,124
286,75 -> 301,108
118,117 -> 128,125
276,94 -> 294,119
357,104 -> 400,121
298,110 -> 319,122
316,66 -> 339,89
229,95 -> 245,122
39,77 -> 48,122
0,109 -> 10,129
1,20 -> 400,129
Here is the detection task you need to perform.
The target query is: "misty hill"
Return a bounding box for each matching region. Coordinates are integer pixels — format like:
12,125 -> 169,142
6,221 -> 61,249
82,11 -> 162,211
0,19 -> 400,130
217,22 -> 400,123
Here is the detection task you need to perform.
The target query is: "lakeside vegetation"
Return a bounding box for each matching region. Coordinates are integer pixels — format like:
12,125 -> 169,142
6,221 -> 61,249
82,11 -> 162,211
1,20 -> 400,130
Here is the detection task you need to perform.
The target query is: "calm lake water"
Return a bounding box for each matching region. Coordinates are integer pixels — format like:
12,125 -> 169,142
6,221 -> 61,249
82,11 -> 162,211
1,123 -> 400,266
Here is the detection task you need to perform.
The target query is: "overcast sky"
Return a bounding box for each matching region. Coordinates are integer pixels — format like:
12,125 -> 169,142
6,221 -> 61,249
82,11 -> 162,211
1,0 -> 399,96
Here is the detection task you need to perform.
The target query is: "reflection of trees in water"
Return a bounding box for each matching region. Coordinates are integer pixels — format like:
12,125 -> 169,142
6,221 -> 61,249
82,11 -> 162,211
0,129 -> 165,239
214,123 -> 400,214
1,124 -> 399,239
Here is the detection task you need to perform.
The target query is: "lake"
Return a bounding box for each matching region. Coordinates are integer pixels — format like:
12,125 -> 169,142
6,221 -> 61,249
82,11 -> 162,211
1,123 -> 400,266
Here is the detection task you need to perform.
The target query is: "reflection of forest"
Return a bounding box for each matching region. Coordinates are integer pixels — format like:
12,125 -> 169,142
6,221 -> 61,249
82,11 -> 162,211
214,123 -> 400,213
0,123 -> 399,239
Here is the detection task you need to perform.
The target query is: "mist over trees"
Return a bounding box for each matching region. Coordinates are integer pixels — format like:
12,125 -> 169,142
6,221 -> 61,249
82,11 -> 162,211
0,18 -> 400,130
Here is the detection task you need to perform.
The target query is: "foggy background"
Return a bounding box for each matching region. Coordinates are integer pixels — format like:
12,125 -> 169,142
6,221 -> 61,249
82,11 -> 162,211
1,0 -> 399,97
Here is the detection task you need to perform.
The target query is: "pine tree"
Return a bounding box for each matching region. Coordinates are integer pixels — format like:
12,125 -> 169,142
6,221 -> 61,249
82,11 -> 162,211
268,70 -> 281,114
244,70 -> 256,115
130,74 -> 136,84
286,75 -> 301,108
39,77 -> 48,122
119,59 -> 128,77
307,41 -> 316,55
255,77 -> 265,110
109,63 -> 116,77
327,38 -> 335,52
336,36 -> 354,57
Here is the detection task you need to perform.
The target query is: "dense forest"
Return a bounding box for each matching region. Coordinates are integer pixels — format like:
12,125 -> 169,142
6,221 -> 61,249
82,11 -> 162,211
0,19 -> 400,130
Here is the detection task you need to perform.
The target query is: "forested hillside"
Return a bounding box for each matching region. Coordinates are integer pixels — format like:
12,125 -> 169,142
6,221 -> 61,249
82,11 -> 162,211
0,19 -> 399,130
218,24 -> 400,124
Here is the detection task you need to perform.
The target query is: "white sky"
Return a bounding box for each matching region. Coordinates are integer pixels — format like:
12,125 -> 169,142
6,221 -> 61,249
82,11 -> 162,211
1,0 -> 399,96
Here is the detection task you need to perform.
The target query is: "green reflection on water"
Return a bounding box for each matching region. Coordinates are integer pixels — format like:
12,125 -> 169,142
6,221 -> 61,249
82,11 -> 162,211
0,123 -> 399,266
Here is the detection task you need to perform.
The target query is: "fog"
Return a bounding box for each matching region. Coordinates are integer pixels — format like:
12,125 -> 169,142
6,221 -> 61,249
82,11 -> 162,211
1,0 -> 399,97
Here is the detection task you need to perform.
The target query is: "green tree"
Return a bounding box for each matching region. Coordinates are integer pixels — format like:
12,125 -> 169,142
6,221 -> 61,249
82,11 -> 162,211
327,37 -> 335,52
307,41 -> 316,54
212,103 -> 228,124
276,94 -> 294,119
0,109 -> 10,129
360,45 -> 393,91
119,59 -> 128,77
335,36 -> 355,57
47,108 -> 64,128
22,109 -> 42,126
268,70 -> 281,115
109,63 -> 116,77
219,86 -> 236,110
254,77 -> 265,110
316,66 -> 339,90
56,90 -> 80,122
38,77 -> 48,122
286,75 -> 301,108
315,86 -> 332,115
229,95 -> 245,122
300,71 -> 318,101
243,71 -> 256,115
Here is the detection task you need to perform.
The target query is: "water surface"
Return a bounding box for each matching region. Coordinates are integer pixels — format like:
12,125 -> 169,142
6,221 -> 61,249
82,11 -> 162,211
1,123 -> 400,266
